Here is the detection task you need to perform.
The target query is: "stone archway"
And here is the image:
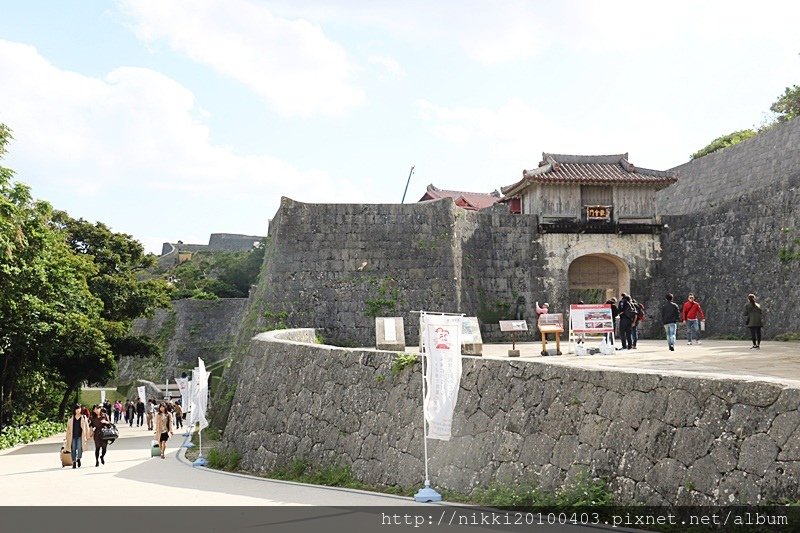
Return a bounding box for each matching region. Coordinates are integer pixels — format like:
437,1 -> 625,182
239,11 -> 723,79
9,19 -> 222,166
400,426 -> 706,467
567,254 -> 630,304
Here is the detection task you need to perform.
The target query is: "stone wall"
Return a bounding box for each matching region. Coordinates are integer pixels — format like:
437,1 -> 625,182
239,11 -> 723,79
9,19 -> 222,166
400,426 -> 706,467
223,330 -> 800,505
128,298 -> 248,381
653,116 -> 800,338
660,116 -> 800,216
249,197 -> 462,347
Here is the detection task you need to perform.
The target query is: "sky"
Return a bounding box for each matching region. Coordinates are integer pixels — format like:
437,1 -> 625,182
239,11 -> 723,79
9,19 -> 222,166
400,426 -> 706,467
1,1 -> 799,254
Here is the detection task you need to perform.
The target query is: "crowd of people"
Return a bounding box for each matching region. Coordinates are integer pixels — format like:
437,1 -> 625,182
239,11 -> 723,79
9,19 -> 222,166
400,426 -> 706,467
550,292 -> 765,353
65,397 -> 185,468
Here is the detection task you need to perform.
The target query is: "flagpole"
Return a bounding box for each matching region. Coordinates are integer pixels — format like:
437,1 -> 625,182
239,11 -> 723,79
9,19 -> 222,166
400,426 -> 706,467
414,310 -> 441,503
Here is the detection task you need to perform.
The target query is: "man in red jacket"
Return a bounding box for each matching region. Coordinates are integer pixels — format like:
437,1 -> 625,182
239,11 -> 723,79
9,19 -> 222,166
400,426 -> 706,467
681,293 -> 705,345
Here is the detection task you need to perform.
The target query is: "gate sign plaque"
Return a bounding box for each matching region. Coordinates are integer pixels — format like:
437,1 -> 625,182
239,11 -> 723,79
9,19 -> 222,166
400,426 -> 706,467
586,205 -> 611,220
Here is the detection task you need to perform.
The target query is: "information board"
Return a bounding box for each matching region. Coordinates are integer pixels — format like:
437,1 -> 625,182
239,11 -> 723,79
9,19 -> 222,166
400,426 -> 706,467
569,304 -> 614,333
499,320 -> 528,332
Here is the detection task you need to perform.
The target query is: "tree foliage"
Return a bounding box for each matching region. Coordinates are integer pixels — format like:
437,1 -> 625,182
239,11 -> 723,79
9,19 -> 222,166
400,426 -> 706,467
690,129 -> 757,160
770,84 -> 800,123
168,244 -> 265,299
0,124 -> 171,427
691,83 -> 800,159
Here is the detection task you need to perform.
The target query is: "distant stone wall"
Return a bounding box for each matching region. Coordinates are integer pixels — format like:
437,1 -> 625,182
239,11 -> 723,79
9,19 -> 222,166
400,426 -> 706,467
224,330 -> 800,505
207,233 -> 263,252
660,116 -> 800,216
128,298 -> 248,381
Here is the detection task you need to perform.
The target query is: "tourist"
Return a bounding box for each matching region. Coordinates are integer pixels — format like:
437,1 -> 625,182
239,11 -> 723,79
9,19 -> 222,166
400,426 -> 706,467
744,293 -> 763,349
102,399 -> 112,421
681,293 -> 705,345
661,293 -> 681,351
618,294 -> 636,350
146,399 -> 155,431
630,299 -> 644,349
89,405 -> 112,467
604,297 -> 618,346
125,400 -> 135,427
154,403 -> 173,459
136,398 -> 145,427
64,404 -> 91,469
534,301 -> 549,341
113,400 -> 122,424
173,401 -> 183,429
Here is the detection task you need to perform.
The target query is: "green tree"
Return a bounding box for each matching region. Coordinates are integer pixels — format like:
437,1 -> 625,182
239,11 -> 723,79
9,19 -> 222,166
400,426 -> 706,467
690,129 -> 757,160
168,243 -> 265,299
50,212 -> 172,366
770,84 -> 800,123
1,125 -> 111,426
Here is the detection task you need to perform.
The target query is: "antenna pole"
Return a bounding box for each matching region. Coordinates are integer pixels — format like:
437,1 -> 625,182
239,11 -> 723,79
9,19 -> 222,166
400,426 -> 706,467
401,165 -> 415,204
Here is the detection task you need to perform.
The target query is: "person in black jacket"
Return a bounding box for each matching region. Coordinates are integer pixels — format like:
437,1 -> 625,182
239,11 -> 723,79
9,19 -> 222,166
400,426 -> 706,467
136,399 -> 145,427
618,293 -> 635,350
661,293 -> 681,351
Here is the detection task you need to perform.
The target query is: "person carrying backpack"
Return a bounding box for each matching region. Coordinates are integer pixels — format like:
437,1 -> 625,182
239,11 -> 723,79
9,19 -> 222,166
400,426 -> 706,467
618,293 -> 636,350
631,299 -> 645,349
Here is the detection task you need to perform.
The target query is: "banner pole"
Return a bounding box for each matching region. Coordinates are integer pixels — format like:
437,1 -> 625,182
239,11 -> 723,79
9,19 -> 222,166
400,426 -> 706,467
414,310 -> 442,503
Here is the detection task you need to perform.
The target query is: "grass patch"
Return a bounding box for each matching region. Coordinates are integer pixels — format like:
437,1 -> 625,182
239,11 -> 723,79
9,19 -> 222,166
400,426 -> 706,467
775,333 -> 800,342
78,389 -> 126,407
0,420 -> 64,450
207,447 -> 241,471
448,471 -> 614,507
391,353 -> 418,375
269,459 -> 413,494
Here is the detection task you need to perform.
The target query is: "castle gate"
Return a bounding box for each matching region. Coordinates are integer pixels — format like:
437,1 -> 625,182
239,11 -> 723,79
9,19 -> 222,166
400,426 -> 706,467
568,253 -> 629,303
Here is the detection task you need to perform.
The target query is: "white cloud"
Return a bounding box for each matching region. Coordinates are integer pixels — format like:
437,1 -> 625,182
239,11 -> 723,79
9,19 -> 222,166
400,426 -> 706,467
0,39 -> 364,203
367,54 -> 406,78
120,0 -> 365,117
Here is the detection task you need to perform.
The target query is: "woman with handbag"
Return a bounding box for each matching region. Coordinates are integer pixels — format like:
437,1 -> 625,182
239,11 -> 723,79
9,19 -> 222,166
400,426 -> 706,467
154,403 -> 173,459
90,405 -> 113,466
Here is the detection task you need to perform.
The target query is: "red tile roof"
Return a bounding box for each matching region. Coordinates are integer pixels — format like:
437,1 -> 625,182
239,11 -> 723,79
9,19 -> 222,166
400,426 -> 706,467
419,184 -> 501,210
501,153 -> 678,197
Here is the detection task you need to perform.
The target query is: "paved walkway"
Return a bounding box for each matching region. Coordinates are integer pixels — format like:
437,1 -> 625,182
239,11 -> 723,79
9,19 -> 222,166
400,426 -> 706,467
0,423 -> 416,506
407,339 -> 800,388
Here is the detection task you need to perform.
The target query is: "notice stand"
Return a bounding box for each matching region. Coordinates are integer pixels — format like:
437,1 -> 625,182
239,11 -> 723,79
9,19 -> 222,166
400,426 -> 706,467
537,314 -> 564,356
567,304 -> 615,355
499,320 -> 528,357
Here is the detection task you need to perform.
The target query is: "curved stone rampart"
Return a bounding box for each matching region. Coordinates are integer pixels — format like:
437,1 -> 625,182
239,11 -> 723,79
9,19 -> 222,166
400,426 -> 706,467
223,329 -> 800,505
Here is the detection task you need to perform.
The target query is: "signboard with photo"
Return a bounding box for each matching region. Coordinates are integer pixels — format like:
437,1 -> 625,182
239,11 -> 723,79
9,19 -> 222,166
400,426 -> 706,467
569,304 -> 614,333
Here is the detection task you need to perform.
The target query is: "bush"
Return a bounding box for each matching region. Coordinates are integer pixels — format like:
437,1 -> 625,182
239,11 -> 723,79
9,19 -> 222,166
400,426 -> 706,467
391,353 -> 419,375
206,447 -> 241,471
0,420 -> 63,450
775,333 -> 800,342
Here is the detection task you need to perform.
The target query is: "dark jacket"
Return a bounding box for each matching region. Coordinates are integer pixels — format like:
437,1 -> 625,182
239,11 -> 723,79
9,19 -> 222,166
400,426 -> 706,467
661,301 -> 681,325
744,302 -> 763,327
90,414 -> 111,446
136,401 -> 145,415
605,300 -> 619,320
618,297 -> 635,322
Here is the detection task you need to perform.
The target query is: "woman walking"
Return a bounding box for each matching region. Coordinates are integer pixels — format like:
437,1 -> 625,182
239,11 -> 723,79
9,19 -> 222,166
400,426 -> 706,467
64,404 -> 91,469
90,405 -> 112,467
744,293 -> 764,349
125,400 -> 135,428
154,403 -> 173,459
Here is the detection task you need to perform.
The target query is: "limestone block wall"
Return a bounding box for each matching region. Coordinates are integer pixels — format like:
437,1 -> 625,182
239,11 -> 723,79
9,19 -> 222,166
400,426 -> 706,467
660,116 -> 800,216
129,297 -> 248,379
249,197 -> 462,347
223,330 -> 800,505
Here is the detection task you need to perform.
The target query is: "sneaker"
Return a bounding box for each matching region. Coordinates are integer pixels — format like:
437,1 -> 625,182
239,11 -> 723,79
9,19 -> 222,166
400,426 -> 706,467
72,464 -> 76,469
687,341 -> 692,345
751,345 -> 757,349
696,340 -> 701,345
756,345 -> 760,349
669,346 -> 675,351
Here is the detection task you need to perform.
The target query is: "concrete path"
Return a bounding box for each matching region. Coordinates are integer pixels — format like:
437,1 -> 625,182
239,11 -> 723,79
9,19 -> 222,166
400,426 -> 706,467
406,339 -> 800,388
0,422 -> 416,506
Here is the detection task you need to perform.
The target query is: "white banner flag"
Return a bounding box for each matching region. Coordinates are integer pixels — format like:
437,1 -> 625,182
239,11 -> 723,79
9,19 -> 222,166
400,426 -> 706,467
422,314 -> 463,441
187,367 -> 198,427
137,385 -> 146,403
100,390 -> 106,404
193,359 -> 210,432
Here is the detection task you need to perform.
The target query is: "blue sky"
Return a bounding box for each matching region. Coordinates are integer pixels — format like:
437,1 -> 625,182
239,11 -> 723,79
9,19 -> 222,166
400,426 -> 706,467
1,1 -> 798,253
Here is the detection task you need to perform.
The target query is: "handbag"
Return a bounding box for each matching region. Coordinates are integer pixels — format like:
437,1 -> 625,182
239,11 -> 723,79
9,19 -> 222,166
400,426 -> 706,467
100,424 -> 119,441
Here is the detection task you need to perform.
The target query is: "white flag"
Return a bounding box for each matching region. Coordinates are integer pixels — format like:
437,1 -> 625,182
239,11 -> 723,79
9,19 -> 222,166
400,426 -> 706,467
422,315 -> 463,441
187,367 -> 198,428
193,359 -> 210,432
137,385 -> 146,403
175,377 -> 189,412
100,390 -> 106,404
